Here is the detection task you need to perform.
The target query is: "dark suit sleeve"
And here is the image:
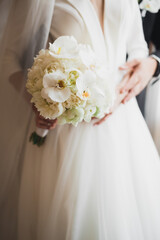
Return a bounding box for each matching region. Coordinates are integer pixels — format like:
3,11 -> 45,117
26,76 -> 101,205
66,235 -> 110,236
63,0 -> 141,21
151,50 -> 160,78
151,11 -> 160,77
151,11 -> 160,49
143,11 -> 160,78
152,50 -> 160,59
142,11 -> 157,44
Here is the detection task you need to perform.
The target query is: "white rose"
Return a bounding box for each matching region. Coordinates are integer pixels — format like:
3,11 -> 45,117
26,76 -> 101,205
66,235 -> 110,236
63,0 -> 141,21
58,107 -> 84,126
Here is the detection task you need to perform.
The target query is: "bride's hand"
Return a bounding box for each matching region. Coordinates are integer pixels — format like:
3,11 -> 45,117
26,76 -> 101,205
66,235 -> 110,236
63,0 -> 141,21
94,89 -> 127,126
32,104 -> 57,130
93,112 -> 112,126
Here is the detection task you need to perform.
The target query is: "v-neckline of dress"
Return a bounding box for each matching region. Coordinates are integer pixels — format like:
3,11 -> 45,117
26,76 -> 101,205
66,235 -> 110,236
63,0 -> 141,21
87,0 -> 105,37
67,0 -> 107,62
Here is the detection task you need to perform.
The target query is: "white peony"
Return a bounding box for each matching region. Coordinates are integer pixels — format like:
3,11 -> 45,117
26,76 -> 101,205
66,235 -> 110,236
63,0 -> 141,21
58,107 -> 84,126
31,92 -> 65,119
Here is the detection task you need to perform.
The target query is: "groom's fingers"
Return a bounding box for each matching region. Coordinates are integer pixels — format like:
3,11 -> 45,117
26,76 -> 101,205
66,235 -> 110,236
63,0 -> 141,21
117,71 -> 132,93
118,59 -> 141,93
119,59 -> 140,70
121,73 -> 139,93
122,82 -> 141,104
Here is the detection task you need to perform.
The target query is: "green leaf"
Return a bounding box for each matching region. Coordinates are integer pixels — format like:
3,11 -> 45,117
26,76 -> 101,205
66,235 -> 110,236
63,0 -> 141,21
29,132 -> 47,147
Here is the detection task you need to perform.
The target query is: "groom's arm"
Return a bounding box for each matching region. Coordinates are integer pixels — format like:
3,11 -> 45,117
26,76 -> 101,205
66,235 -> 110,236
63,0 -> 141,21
144,11 -> 160,79
152,51 -> 160,59
151,51 -> 160,79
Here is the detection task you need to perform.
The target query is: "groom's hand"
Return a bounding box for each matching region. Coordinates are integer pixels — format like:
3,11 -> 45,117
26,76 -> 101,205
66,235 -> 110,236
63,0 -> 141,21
118,57 -> 158,104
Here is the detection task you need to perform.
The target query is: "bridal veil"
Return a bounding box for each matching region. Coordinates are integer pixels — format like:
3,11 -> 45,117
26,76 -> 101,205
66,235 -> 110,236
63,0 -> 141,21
0,1 -> 55,239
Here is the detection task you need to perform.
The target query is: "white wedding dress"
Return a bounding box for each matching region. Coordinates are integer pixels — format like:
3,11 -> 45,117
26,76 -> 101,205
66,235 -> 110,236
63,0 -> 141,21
16,0 -> 160,239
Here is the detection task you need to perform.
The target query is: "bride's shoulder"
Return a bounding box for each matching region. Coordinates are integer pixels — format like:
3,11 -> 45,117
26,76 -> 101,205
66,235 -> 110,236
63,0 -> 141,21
54,0 -> 84,24
50,0 -> 85,41
54,0 -> 81,17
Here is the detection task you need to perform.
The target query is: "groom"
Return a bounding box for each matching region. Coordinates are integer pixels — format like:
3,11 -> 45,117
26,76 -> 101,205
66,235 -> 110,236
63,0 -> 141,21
118,10 -> 160,115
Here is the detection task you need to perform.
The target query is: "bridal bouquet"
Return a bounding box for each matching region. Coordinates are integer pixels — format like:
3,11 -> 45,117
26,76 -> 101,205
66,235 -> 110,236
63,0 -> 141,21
26,36 -> 115,146
139,0 -> 160,13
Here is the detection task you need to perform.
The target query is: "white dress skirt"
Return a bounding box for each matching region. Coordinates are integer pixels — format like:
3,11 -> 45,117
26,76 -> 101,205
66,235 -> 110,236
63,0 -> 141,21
145,81 -> 160,155
17,0 -> 160,239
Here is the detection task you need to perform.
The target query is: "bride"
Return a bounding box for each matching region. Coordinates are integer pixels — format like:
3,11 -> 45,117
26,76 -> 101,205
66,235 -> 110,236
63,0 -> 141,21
1,0 -> 160,239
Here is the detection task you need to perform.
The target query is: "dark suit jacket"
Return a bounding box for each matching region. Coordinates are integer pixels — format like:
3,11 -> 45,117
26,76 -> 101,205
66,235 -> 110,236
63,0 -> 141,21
142,10 -> 160,60
137,10 -> 160,116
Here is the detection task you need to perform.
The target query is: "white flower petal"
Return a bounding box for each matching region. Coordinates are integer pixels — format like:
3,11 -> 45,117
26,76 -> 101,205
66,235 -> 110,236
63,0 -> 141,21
49,36 -> 79,58
76,77 -> 85,93
41,87 -> 71,103
84,105 -> 97,122
51,103 -> 64,118
43,71 -> 66,88
83,70 -> 97,86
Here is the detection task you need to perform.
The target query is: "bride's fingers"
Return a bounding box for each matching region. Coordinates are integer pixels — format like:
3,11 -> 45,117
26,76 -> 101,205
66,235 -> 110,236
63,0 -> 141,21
36,114 -> 53,122
36,122 -> 57,130
36,117 -> 57,129
39,117 -> 56,123
36,114 -> 56,123
32,103 -> 37,112
94,113 -> 112,126
36,122 -> 52,129
33,105 -> 57,128
49,120 -> 57,129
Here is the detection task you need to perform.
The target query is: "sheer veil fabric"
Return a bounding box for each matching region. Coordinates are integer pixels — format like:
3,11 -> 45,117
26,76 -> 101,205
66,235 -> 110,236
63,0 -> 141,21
0,1 -> 55,239
1,0 -> 160,240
